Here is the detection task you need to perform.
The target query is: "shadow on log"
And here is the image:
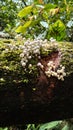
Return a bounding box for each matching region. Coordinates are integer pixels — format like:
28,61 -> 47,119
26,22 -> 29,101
0,39 -> 73,126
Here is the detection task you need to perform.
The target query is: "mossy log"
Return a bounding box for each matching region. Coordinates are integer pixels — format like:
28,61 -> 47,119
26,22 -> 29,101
0,38 -> 73,126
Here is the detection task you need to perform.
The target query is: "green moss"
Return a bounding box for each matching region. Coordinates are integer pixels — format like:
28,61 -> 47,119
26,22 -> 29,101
0,38 -> 73,87
40,42 -> 58,56
0,38 -> 39,86
58,42 -> 73,75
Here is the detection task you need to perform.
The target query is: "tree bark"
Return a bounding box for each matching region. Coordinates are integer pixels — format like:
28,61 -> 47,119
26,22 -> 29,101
0,38 -> 73,126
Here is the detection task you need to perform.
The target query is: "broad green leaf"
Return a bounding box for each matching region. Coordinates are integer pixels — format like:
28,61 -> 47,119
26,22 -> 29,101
49,20 -> 65,33
15,21 -> 32,33
3,128 -> 8,130
40,21 -> 48,28
18,5 -> 33,18
51,20 -> 65,30
23,20 -> 32,28
0,128 -> 8,130
15,25 -> 23,32
0,128 -> 3,130
39,121 -> 62,130
44,3 -> 57,10
15,25 -> 26,33
62,125 -> 69,130
49,20 -> 66,41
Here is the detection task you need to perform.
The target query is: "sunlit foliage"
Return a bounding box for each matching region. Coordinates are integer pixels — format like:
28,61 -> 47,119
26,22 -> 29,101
16,0 -> 73,41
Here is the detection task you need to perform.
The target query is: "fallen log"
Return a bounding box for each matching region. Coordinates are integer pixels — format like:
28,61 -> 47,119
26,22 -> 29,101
0,38 -> 73,126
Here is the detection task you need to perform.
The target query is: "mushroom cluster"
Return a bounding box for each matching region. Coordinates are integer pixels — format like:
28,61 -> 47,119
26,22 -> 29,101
20,39 -> 41,68
19,39 -> 66,80
20,39 -> 58,68
45,61 -> 66,81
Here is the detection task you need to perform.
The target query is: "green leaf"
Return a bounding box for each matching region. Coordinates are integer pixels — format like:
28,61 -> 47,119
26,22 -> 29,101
15,21 -> 32,33
0,128 -> 8,130
18,5 -> 33,18
15,25 -> 26,33
62,125 -> 69,130
4,128 -> 8,130
23,20 -> 32,28
44,3 -> 57,10
39,121 -> 62,130
40,21 -> 48,28
55,20 -> 65,29
49,20 -> 66,41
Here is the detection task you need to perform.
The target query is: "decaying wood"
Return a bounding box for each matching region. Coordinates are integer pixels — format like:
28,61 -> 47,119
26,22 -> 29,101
0,39 -> 73,126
